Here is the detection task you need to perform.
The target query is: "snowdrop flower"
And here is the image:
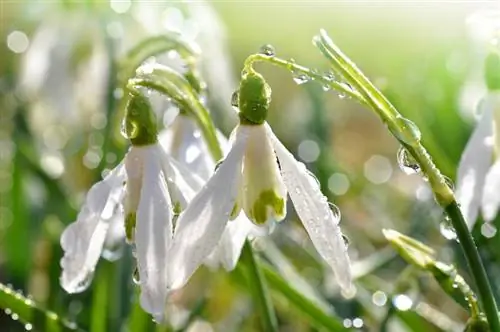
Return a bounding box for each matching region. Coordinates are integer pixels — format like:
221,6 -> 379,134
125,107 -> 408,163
160,114 -> 268,270
456,51 -> 500,228
168,71 -> 353,293
61,91 -> 204,322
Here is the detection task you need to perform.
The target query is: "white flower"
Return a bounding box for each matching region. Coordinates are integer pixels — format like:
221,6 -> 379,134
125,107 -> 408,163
167,122 -> 353,293
60,113 -> 265,321
457,92 -> 500,228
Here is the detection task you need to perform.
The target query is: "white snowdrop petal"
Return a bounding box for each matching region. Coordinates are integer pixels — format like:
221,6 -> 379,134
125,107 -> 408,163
456,98 -> 494,228
157,145 -> 204,209
135,149 -> 173,323
267,124 -> 353,292
167,126 -> 249,290
205,212 -> 266,271
481,160 -> 500,221
60,162 -> 126,293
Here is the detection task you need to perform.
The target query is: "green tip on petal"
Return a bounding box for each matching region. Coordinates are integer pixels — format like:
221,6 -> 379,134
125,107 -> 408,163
124,91 -> 158,146
238,71 -> 272,125
485,51 -> 500,91
125,212 -> 136,243
249,189 -> 285,224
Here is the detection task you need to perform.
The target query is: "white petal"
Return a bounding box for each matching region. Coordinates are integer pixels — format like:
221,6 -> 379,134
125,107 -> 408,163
159,115 -> 216,180
135,149 -> 173,322
481,160 -> 500,221
267,125 -> 353,292
167,126 -> 249,290
157,146 -> 204,209
456,98 -> 494,228
204,212 -> 267,271
60,163 -> 125,293
241,124 -> 287,224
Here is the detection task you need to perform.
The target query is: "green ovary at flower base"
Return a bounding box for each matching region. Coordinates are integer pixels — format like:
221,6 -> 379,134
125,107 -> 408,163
123,91 -> 158,146
238,70 -> 272,125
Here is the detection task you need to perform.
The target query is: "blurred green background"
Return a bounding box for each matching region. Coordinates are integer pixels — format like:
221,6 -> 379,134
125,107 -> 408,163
1,1 -> 499,331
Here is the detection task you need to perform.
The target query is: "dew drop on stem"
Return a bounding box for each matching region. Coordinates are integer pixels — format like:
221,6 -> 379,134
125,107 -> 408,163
259,44 -> 275,56
390,117 -> 421,146
440,214 -> 457,241
292,73 -> 311,85
396,146 -> 421,175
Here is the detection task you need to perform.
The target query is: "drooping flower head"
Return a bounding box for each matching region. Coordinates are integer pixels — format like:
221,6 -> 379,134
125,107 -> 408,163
168,70 -> 353,293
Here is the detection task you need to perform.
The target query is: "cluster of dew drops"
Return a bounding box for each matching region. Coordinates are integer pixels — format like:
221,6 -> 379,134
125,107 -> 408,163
257,44 -> 353,99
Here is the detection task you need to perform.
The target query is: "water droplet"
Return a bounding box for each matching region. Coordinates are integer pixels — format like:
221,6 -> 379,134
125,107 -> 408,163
306,169 -> 321,187
440,215 -> 457,240
328,202 -> 341,220
231,90 -> 239,108
481,222 -> 497,238
390,117 -> 422,145
11,313 -> 19,320
259,44 -> 275,56
322,84 -> 331,92
324,71 -> 335,82
393,294 -> 413,311
443,176 -> 455,191
133,267 -> 140,285
67,271 -> 95,293
342,234 -> 350,246
292,73 -> 311,85
397,146 -> 421,174
25,323 -> 33,331
214,159 -> 224,172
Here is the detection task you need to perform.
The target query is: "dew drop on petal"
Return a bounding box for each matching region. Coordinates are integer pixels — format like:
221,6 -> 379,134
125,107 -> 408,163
132,267 -> 140,285
65,270 -> 95,293
259,44 -> 275,56
231,90 -> 239,108
214,159 -> 224,172
397,146 -> 421,174
328,202 -> 341,220
342,234 -> 350,247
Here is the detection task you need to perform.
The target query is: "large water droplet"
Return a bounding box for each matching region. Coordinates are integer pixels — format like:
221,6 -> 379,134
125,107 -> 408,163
259,44 -> 275,56
231,90 -> 239,108
390,117 -> 421,145
397,146 -> 421,174
292,73 -> 311,85
440,215 -> 457,240
102,245 -> 124,262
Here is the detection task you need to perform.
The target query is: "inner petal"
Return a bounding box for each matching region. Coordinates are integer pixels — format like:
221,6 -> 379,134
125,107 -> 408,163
241,124 -> 286,224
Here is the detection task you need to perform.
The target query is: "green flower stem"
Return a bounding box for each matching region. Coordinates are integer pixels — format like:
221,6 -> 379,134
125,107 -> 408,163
241,242 -> 279,332
127,64 -> 223,161
243,54 -> 368,106
0,283 -> 80,331
309,30 -> 499,331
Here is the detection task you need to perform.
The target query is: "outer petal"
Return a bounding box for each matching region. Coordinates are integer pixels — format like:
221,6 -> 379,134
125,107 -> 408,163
267,125 -> 353,292
135,149 -> 173,322
204,213 -> 268,271
167,126 -> 249,290
456,97 -> 494,228
481,160 -> 500,221
157,146 -> 204,209
60,163 -> 125,293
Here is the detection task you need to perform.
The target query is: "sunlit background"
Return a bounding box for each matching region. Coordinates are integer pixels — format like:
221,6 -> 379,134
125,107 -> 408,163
1,1 -> 500,331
